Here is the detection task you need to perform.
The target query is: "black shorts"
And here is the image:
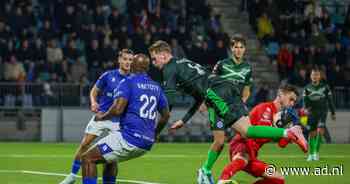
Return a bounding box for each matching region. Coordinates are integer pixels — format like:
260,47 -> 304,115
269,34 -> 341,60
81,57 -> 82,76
205,85 -> 248,130
307,111 -> 328,131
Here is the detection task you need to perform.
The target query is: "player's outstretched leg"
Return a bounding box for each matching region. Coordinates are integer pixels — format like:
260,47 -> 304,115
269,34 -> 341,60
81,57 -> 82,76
217,157 -> 246,184
232,117 -> 308,153
285,126 -> 308,153
59,134 -> 97,184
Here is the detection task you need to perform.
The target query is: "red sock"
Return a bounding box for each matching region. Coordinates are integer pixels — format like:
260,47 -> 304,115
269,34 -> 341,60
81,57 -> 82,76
253,178 -> 284,184
219,159 -> 246,180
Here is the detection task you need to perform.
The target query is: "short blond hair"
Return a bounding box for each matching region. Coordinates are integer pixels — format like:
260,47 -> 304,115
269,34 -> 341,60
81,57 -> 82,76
148,40 -> 172,54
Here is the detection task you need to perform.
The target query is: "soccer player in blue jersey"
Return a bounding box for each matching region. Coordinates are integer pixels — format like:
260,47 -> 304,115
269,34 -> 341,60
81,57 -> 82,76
80,53 -> 170,184
59,49 -> 134,184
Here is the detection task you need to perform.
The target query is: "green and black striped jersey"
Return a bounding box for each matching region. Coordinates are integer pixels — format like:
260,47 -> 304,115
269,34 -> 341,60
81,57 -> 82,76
303,82 -> 335,114
161,57 -> 210,123
212,57 -> 252,95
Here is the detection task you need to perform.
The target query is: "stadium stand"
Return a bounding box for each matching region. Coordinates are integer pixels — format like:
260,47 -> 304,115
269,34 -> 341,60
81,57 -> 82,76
0,0 -> 349,142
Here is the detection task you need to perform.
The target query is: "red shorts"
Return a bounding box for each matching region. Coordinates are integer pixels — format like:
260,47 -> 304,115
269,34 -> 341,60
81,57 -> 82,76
229,141 -> 269,177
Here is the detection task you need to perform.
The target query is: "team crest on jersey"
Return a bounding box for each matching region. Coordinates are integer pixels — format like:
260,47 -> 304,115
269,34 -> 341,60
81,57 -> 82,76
216,121 -> 224,128
112,77 -> 116,82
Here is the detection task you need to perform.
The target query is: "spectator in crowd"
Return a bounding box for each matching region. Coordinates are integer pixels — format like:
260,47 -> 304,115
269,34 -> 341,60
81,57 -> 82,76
333,42 -> 347,66
277,43 -> 293,80
46,39 -> 63,64
327,63 -> 345,88
291,45 -> 306,69
64,39 -> 81,63
200,40 -> 215,68
213,39 -> 228,61
39,19 -> 57,42
4,55 -> 26,82
246,0 -> 349,91
86,39 -> 102,81
288,67 -> 309,88
33,38 -> 46,62
309,24 -> 328,48
16,39 -> 35,62
254,82 -> 270,105
170,38 -> 186,59
70,56 -> 87,83
265,30 -> 279,61
0,0 -> 229,107
0,57 -> 4,82
257,12 -> 273,42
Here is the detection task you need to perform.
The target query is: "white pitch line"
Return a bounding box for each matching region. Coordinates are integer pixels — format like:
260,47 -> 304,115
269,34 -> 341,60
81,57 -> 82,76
0,154 -> 348,158
0,170 -> 165,184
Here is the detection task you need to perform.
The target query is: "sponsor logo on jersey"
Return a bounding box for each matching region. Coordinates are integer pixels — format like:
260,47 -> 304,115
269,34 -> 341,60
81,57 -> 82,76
308,87 -> 327,100
98,143 -> 113,155
260,108 -> 272,122
220,65 -> 250,83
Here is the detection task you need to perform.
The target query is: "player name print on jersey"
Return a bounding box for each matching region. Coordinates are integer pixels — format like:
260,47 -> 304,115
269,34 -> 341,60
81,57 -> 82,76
137,83 -> 159,91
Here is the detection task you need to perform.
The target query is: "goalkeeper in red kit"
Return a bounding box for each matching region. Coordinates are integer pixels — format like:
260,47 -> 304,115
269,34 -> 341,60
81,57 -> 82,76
217,84 -> 301,184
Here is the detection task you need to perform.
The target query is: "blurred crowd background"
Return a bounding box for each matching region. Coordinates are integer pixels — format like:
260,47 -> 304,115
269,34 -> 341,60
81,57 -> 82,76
0,0 -> 349,108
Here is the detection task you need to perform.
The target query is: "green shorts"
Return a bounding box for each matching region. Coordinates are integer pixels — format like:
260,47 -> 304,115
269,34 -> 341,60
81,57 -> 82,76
307,111 -> 328,131
205,86 -> 248,130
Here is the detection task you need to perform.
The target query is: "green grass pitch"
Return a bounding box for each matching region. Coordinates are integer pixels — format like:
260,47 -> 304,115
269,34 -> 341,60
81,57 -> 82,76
0,142 -> 349,184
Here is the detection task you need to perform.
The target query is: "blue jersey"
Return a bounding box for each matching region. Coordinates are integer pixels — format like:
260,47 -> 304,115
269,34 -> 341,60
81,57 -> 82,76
114,73 -> 168,150
95,69 -> 127,122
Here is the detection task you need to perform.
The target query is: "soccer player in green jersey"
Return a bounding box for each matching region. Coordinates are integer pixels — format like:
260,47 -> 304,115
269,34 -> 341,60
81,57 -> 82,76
303,67 -> 336,161
197,35 -> 253,182
149,40 -> 307,184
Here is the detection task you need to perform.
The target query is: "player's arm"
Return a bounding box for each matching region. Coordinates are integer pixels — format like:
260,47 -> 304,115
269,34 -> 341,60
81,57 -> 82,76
182,98 -> 203,123
95,97 -> 128,121
90,72 -> 108,112
326,85 -> 336,119
302,88 -> 311,110
90,85 -> 100,113
155,107 -> 170,137
155,90 -> 170,136
242,85 -> 250,103
242,67 -> 252,103
170,61 -> 207,129
95,79 -> 130,121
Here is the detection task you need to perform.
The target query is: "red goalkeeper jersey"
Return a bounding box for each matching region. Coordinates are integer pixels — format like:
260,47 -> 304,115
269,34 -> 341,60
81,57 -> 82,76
229,102 -> 289,160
